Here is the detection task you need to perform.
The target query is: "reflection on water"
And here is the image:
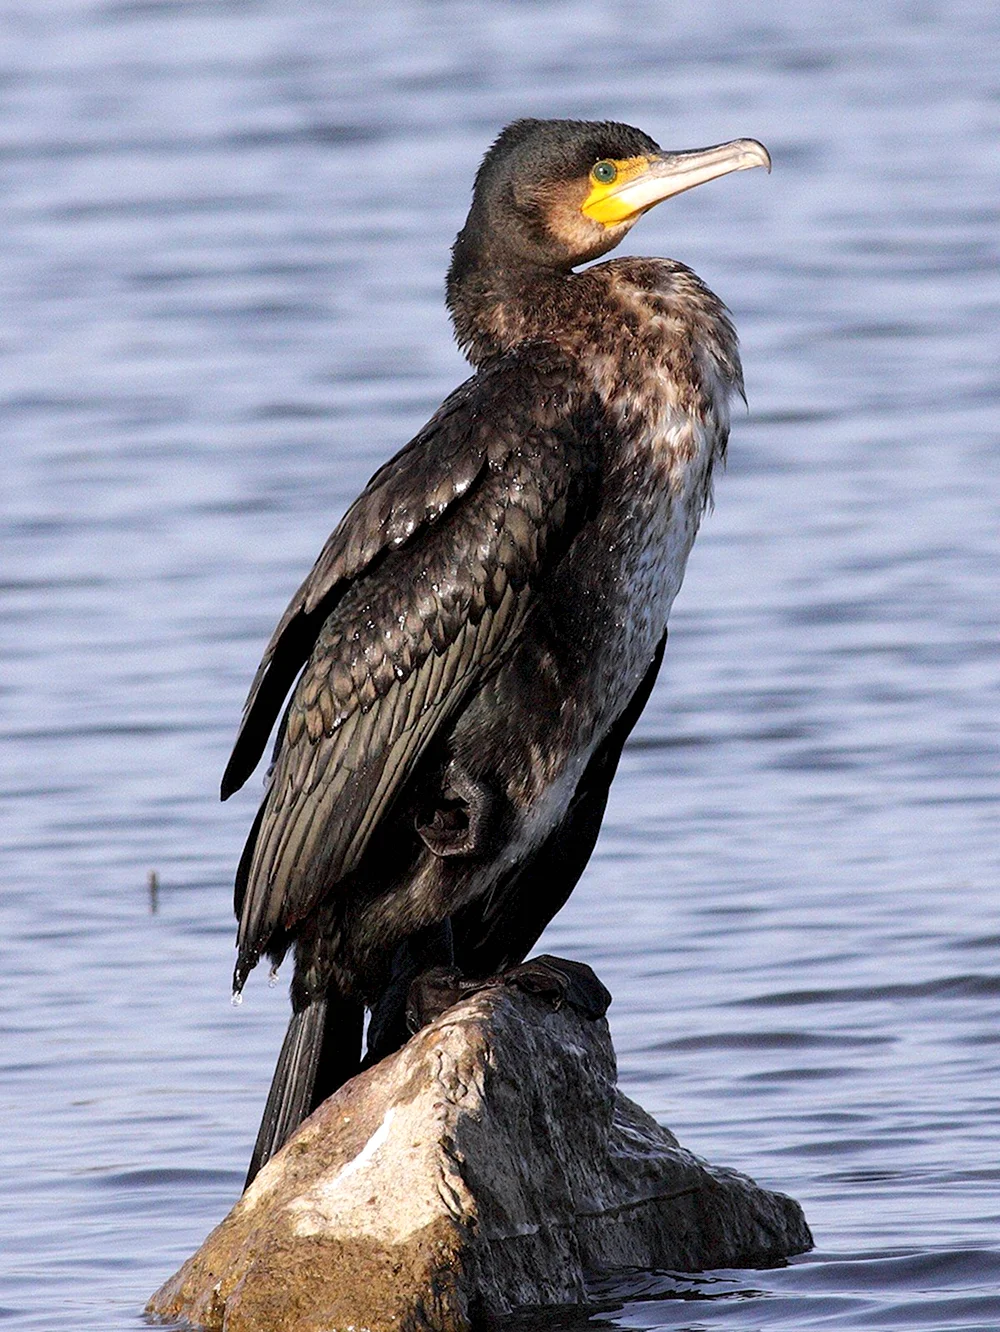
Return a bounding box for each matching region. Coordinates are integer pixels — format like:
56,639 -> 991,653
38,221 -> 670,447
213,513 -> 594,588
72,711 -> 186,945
2,1 -> 999,1329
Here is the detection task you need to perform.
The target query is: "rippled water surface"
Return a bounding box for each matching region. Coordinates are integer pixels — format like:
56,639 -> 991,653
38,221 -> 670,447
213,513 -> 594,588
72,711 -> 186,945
2,2 -> 999,1328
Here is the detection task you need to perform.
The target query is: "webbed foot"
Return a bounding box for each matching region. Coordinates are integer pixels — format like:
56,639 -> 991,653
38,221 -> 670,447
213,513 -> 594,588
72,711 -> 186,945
404,954 -> 611,1034
503,954 -> 612,1019
405,966 -> 470,1032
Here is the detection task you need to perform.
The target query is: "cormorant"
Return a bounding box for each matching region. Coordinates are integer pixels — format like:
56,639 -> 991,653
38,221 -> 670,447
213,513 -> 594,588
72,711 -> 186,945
223,118 -> 770,1186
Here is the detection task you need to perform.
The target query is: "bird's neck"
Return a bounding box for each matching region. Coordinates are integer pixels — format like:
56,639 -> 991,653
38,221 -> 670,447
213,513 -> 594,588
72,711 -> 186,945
446,245 -> 569,366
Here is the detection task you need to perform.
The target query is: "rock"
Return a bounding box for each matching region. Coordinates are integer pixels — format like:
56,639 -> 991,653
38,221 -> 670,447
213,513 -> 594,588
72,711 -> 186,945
148,980 -> 812,1332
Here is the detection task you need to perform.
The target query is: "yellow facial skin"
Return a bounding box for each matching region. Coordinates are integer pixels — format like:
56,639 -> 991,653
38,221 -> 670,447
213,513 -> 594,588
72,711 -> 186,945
581,139 -> 772,228
581,156 -> 655,226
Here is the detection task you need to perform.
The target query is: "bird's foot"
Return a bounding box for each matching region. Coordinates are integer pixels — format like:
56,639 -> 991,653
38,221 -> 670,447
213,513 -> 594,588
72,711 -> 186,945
404,966 -> 477,1033
502,955 -> 612,1019
405,954 -> 611,1034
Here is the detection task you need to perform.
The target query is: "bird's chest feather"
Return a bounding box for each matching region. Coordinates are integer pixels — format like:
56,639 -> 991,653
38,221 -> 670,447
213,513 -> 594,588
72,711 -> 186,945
576,282 -> 733,695
576,395 -> 722,720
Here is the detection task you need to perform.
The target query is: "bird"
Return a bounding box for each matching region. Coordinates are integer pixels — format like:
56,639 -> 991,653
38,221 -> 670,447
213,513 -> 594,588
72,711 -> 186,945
222,117 -> 770,1187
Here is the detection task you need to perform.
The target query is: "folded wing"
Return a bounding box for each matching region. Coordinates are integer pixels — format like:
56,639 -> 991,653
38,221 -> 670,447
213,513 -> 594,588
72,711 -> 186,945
228,348 -> 602,991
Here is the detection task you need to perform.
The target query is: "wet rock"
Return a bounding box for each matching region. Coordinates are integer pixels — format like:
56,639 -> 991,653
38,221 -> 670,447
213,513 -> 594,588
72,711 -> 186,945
148,978 -> 812,1332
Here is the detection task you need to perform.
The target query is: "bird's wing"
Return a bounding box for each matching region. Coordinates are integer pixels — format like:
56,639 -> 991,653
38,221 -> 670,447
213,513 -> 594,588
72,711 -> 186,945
231,348 -> 602,987
222,373 -> 490,801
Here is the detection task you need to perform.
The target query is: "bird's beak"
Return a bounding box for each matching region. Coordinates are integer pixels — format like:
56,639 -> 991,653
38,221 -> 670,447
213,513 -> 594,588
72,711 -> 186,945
582,139 -> 771,227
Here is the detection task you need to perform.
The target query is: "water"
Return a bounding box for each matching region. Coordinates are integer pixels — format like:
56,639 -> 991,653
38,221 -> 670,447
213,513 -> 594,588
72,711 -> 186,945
2,1 -> 998,1328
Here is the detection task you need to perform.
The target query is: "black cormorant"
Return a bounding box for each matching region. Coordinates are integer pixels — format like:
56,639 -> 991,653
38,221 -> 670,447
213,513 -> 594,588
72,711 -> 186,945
223,118 -> 770,1186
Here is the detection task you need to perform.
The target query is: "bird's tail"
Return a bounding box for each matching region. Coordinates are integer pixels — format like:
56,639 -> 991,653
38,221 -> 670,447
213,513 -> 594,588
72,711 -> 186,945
245,991 -> 363,1189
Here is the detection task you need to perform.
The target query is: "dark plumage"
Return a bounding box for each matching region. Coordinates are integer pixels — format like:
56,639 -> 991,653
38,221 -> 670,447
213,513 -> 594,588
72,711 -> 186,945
224,117 -> 769,1186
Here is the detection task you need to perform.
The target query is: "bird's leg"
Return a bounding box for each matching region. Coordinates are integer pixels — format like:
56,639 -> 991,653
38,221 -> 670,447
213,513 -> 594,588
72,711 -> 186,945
363,919 -> 455,1067
414,761 -> 498,858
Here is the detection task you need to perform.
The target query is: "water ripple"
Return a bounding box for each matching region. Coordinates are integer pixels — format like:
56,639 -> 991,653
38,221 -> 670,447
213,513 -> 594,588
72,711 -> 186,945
3,2 -> 999,1330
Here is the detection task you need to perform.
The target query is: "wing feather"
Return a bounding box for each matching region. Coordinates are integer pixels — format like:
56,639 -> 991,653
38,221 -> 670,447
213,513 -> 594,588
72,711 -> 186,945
221,380 -> 492,800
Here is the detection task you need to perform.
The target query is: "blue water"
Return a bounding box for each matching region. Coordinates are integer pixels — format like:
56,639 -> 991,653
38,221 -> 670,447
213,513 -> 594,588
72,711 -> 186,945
2,2 -> 999,1328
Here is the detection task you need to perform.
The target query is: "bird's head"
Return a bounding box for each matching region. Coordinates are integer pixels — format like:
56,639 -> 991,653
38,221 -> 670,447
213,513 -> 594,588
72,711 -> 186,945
451,118 -> 771,274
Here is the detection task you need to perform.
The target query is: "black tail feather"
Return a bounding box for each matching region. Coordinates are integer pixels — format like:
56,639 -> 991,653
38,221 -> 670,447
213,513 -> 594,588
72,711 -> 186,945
245,1000 -> 326,1189
244,993 -> 363,1189
312,992 -> 365,1108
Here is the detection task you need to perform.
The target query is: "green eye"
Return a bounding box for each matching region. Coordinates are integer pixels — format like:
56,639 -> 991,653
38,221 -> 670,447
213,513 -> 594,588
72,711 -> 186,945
592,160 -> 617,185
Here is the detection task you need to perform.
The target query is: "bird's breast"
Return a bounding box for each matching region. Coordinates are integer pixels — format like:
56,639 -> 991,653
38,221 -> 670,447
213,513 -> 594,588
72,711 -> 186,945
477,394 -> 727,874
585,396 -> 724,708
571,260 -> 737,697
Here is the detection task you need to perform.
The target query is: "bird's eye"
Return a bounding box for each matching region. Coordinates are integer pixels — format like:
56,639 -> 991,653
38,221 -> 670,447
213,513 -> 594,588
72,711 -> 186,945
592,160 -> 618,185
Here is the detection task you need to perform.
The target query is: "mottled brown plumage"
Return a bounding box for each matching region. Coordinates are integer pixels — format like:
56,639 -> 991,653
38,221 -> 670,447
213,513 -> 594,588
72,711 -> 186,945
225,117 -> 769,1185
